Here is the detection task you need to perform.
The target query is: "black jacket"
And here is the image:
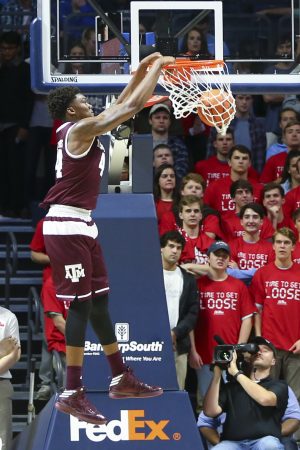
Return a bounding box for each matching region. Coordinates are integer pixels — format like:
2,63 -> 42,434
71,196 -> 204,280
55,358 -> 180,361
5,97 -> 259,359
172,267 -> 199,355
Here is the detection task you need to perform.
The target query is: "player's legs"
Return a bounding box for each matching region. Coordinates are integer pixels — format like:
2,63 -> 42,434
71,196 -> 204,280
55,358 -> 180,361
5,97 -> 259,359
44,231 -> 108,424
90,240 -> 163,398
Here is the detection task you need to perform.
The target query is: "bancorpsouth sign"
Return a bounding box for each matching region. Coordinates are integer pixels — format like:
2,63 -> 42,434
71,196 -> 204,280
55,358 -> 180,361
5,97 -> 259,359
69,410 -> 182,442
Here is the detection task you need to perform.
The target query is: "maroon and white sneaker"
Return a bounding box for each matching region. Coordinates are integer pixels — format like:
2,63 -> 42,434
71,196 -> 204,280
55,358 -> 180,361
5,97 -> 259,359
109,367 -> 163,399
55,387 -> 107,424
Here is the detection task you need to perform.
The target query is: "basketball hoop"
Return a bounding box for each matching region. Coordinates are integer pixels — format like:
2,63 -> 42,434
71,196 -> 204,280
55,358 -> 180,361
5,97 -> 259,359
158,59 -> 236,135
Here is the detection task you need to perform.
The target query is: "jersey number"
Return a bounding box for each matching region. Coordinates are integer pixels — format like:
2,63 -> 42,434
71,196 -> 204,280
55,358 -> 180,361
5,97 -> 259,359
55,140 -> 63,179
99,151 -> 105,177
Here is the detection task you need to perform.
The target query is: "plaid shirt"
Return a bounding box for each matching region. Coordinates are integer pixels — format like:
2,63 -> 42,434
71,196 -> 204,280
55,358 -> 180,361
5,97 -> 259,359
207,114 -> 267,174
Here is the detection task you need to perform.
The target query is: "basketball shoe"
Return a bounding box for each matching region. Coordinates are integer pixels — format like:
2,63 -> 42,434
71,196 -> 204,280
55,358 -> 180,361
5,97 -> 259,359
109,366 -> 163,399
55,387 -> 107,424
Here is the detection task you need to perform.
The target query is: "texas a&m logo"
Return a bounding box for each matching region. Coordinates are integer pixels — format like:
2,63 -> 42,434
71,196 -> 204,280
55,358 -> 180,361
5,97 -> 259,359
65,264 -> 85,283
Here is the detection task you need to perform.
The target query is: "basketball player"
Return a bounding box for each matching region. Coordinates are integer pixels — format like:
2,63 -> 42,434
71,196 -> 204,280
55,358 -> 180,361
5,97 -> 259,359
41,52 -> 175,424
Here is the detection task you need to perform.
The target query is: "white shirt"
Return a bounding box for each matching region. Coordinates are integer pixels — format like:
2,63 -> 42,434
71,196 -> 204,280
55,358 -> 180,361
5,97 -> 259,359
0,306 -> 20,379
163,267 -> 183,329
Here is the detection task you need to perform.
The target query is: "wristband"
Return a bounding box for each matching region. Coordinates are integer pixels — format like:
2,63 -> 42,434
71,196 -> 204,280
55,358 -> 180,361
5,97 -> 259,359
233,370 -> 243,379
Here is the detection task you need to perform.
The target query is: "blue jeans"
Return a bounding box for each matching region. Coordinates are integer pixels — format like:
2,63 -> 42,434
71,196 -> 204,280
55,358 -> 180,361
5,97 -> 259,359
213,436 -> 284,450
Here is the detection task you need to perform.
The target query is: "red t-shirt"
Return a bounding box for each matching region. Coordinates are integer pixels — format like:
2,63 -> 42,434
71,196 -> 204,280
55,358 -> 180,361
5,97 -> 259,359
283,185 -> 300,218
229,237 -> 275,270
179,231 -> 214,264
204,177 -> 263,215
195,156 -> 259,186
155,199 -> 174,223
42,276 -> 69,353
194,275 -> 256,363
30,219 -> 52,282
222,212 -> 274,241
250,262 -> 300,350
159,210 -> 222,238
194,156 -> 230,186
30,219 -> 69,353
260,152 -> 286,183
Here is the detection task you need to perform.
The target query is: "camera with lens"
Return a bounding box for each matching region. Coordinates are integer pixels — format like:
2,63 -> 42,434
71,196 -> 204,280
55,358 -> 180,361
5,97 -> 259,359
214,343 -> 259,366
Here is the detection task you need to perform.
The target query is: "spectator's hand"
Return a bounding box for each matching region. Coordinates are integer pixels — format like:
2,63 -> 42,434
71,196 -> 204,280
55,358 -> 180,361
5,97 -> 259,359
228,260 -> 238,269
0,336 -> 19,358
289,339 -> 300,354
16,128 -> 29,143
267,205 -> 280,218
189,348 -> 203,369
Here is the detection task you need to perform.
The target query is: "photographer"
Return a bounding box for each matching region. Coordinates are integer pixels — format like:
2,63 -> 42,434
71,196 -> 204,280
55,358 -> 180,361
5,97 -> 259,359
203,337 -> 289,450
198,385 -> 300,450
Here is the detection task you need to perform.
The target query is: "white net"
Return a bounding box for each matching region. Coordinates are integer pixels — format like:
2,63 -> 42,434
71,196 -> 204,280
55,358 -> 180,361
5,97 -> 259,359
158,61 -> 236,135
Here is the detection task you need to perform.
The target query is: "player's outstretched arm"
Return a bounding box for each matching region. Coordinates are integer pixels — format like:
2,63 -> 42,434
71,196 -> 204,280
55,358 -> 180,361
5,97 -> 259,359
72,54 -> 174,143
114,52 -> 164,105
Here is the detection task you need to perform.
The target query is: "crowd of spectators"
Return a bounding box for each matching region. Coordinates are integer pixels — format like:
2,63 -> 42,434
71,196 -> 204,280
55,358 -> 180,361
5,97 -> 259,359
1,1 -> 300,449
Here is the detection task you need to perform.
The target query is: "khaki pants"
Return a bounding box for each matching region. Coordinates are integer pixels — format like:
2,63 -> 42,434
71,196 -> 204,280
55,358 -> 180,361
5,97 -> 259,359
0,379 -> 13,450
174,352 -> 188,390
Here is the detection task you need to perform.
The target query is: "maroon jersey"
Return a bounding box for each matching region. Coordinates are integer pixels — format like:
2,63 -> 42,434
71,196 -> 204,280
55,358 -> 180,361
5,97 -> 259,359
41,122 -> 105,210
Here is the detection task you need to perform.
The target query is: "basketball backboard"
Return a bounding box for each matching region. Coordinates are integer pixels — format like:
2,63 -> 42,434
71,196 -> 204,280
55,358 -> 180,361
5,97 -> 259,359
31,0 -> 300,94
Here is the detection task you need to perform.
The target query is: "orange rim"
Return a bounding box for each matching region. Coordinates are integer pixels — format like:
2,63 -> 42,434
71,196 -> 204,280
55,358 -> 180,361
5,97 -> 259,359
162,59 -> 224,71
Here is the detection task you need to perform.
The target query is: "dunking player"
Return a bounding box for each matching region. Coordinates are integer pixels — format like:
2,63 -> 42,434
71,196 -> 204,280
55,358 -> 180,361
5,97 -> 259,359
41,53 -> 174,424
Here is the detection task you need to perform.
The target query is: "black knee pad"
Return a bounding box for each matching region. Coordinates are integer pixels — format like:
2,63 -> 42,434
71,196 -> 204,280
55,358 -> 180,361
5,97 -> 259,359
65,298 -> 92,347
89,295 -> 116,346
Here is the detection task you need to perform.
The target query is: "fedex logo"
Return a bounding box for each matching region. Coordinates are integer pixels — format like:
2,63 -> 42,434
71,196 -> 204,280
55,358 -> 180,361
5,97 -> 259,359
70,410 -> 170,442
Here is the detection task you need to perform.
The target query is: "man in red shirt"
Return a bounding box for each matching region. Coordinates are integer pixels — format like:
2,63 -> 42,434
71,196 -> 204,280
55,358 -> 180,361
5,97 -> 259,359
250,227 -> 300,406
30,219 -> 69,395
188,241 -> 255,398
195,129 -> 258,186
283,158 -> 300,217
176,195 -> 214,264
204,145 -> 263,215
260,121 -> 300,183
262,182 -> 297,234
194,129 -> 233,186
159,173 -> 222,239
228,203 -> 275,282
221,179 -> 274,241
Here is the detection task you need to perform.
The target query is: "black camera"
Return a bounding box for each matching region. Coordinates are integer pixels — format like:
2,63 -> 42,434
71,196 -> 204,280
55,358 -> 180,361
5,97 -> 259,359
214,343 -> 259,365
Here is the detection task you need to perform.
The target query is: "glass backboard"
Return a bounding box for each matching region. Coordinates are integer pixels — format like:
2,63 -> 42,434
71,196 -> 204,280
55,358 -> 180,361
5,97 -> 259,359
31,0 -> 300,94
